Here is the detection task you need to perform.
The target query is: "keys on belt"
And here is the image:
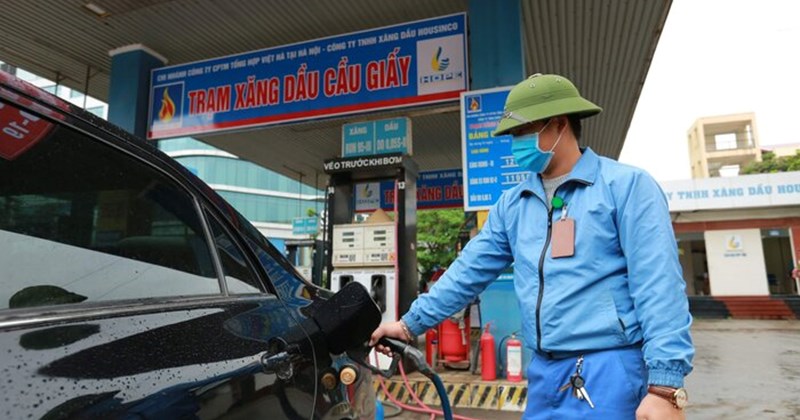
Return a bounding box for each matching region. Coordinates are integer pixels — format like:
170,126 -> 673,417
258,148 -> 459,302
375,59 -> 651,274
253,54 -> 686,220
558,355 -> 595,409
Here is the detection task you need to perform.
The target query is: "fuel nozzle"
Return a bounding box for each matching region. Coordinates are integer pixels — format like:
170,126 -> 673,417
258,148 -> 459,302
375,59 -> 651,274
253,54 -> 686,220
378,337 -> 435,378
378,337 -> 454,420
347,337 -> 433,379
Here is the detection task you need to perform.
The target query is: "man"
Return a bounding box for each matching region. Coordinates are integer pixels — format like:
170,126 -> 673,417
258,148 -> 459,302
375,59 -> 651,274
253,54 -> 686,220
370,73 -> 694,419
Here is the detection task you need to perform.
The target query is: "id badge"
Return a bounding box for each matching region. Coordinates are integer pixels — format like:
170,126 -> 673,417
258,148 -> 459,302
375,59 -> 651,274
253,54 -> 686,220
551,218 -> 575,258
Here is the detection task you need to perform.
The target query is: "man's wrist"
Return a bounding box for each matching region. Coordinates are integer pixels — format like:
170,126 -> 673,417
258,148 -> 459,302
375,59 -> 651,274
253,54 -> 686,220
399,320 -> 415,343
648,385 -> 689,409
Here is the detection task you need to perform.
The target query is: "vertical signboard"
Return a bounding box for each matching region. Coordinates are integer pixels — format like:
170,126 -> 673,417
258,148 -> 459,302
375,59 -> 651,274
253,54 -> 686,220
148,14 -> 467,139
460,86 -> 527,211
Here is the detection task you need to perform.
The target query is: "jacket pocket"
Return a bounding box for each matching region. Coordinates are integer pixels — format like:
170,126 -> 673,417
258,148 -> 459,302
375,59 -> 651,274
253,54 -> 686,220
605,291 -> 627,344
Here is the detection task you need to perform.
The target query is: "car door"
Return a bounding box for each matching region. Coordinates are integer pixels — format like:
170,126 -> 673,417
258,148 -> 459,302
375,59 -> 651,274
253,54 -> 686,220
0,87 -> 316,419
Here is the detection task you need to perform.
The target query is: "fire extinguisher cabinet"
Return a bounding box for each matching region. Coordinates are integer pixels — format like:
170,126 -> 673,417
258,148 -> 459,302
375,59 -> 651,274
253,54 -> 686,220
479,271 -> 531,379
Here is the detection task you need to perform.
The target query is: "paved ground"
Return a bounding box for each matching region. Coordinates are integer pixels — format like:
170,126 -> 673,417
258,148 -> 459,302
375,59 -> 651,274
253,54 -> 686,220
391,319 -> 800,419
686,319 -> 800,419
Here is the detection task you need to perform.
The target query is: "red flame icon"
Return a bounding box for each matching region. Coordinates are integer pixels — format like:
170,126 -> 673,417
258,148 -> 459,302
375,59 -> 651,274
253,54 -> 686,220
159,88 -> 175,122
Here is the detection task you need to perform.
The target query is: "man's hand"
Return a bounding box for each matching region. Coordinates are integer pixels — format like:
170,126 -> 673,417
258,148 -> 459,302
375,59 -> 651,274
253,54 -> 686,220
636,393 -> 685,420
369,321 -> 409,356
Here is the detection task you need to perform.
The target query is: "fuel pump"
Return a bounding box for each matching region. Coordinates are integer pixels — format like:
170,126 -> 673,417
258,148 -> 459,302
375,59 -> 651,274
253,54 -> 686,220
285,238 -> 324,286
330,219 -> 397,323
323,153 -> 418,370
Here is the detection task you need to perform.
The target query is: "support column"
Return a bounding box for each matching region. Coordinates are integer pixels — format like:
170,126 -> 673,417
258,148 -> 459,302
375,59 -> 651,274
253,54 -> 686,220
468,0 -> 525,89
107,44 -> 167,138
791,226 -> 800,294
469,0 -> 528,378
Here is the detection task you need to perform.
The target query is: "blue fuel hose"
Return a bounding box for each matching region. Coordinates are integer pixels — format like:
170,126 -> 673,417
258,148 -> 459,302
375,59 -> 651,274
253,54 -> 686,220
430,371 -> 453,420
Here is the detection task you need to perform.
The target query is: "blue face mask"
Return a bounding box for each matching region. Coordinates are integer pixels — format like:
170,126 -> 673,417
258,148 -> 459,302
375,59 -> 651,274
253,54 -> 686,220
510,120 -> 563,173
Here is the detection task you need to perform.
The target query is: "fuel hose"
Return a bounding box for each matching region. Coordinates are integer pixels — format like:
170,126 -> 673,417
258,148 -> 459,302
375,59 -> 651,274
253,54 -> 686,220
378,337 -> 453,420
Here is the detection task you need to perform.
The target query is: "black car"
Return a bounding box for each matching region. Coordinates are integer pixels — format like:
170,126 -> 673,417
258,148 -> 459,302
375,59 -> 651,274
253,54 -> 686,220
0,71 -> 381,419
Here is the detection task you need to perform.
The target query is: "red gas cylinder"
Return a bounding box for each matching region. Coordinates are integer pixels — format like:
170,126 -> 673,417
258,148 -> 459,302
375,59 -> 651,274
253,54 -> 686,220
480,323 -> 496,381
506,333 -> 523,382
439,318 -> 467,362
425,328 -> 438,366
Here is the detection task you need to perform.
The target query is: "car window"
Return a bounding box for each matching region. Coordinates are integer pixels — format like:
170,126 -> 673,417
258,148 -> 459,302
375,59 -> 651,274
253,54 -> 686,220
0,99 -> 220,310
205,211 -> 263,294
227,209 -> 323,305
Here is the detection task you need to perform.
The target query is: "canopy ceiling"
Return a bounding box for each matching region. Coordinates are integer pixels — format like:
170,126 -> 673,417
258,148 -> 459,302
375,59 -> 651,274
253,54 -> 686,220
0,0 -> 671,188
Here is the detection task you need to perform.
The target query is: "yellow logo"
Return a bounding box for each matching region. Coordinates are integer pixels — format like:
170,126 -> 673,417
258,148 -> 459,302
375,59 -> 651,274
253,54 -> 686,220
726,235 -> 742,251
430,46 -> 450,72
469,97 -> 480,111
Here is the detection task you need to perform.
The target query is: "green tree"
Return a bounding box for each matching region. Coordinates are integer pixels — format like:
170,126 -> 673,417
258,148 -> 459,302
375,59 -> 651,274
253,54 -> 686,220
741,151 -> 800,174
416,209 -> 465,286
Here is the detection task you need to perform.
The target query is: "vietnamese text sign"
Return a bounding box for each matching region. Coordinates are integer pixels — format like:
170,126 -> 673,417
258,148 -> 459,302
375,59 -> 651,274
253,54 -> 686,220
148,14 -> 467,139
292,217 -> 319,235
354,169 -> 463,211
660,171 -> 800,212
342,117 -> 411,157
460,86 -> 526,211
323,154 -> 404,174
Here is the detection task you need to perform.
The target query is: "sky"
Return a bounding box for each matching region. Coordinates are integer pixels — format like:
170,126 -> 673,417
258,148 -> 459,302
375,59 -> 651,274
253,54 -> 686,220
618,0 -> 800,181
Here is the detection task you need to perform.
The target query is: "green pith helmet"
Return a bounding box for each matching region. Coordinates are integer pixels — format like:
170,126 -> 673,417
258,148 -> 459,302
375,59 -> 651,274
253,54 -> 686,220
493,73 -> 602,136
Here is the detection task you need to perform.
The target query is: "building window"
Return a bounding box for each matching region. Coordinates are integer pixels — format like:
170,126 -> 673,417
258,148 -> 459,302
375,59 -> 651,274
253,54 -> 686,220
718,165 -> 740,177
41,85 -> 56,94
15,68 -> 39,82
87,106 -> 105,118
714,133 -> 737,151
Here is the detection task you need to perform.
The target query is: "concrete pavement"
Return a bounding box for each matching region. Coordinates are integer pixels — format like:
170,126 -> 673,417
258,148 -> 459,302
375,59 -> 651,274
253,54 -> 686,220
393,319 -> 800,419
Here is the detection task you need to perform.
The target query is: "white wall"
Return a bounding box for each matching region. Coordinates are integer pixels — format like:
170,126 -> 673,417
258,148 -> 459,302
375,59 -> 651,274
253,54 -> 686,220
705,229 -> 769,296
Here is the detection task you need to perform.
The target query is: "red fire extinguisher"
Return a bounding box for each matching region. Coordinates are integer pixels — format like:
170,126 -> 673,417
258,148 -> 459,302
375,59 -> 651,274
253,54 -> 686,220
480,322 -> 496,381
506,333 -> 522,382
425,328 -> 438,366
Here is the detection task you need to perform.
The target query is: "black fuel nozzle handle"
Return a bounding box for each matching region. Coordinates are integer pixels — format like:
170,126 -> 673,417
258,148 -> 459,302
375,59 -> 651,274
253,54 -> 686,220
378,337 -> 435,378
377,337 -> 410,355
347,341 -> 400,379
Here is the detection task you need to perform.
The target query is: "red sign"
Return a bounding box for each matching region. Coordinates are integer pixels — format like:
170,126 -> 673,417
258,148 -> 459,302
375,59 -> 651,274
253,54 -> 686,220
0,101 -> 55,160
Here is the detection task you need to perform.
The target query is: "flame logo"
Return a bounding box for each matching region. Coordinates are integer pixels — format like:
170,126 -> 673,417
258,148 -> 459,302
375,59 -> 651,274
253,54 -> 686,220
469,97 -> 480,111
431,46 -> 450,72
159,88 -> 176,122
362,184 -> 374,198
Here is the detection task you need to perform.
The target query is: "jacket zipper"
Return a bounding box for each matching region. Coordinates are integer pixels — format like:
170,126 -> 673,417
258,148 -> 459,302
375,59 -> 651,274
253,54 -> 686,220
535,205 -> 555,353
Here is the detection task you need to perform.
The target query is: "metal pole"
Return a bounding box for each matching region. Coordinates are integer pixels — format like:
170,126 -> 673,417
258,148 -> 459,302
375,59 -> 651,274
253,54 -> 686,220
83,65 -> 91,109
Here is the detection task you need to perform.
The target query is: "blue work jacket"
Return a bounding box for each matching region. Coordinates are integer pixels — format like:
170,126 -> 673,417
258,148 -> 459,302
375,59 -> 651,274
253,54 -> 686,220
403,148 -> 694,387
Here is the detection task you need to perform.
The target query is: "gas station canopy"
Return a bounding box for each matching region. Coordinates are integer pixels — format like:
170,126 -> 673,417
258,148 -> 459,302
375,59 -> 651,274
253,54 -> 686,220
0,0 -> 671,189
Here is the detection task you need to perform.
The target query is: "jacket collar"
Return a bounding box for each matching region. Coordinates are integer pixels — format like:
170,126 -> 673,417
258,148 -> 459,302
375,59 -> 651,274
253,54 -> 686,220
519,147 -> 599,200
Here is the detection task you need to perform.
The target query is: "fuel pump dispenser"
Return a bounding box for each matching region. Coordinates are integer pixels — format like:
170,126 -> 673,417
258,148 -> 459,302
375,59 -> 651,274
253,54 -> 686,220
285,238 -> 324,286
323,153 -> 418,369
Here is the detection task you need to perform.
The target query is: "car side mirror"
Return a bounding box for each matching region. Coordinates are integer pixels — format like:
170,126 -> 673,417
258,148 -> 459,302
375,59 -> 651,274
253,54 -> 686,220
311,282 -> 382,355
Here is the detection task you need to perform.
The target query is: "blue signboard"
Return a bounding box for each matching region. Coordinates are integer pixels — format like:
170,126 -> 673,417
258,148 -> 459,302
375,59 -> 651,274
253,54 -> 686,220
460,86 -> 528,211
354,169 -> 463,211
292,217 -> 319,235
148,14 -> 467,139
342,117 -> 411,157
